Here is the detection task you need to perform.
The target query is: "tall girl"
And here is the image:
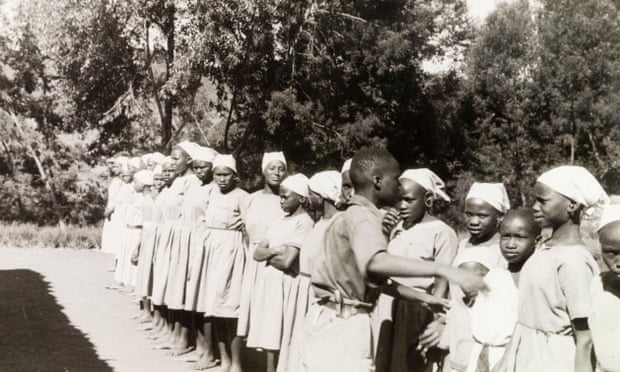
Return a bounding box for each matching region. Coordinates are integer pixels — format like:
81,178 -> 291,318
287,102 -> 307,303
194,154 -> 248,372
151,141 -> 201,345
252,173 -> 315,372
374,168 -> 458,372
237,152 -> 287,370
102,156 -> 123,255
501,166 -> 605,372
163,145 -> 217,356
442,182 -> 510,372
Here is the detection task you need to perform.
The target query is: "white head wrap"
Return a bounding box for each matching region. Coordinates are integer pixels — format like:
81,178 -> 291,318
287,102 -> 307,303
262,151 -> 287,172
341,158 -> 352,173
537,166 -> 609,208
141,153 -> 151,166
128,157 -> 144,171
161,156 -> 174,167
466,182 -> 510,214
309,171 -> 341,202
598,204 -> 620,231
281,174 -> 309,198
148,152 -> 166,165
213,154 -> 237,174
114,156 -> 129,167
400,168 -> 450,202
191,146 -> 218,163
153,164 -> 163,176
453,246 -> 498,270
176,140 -> 198,157
134,170 -> 154,186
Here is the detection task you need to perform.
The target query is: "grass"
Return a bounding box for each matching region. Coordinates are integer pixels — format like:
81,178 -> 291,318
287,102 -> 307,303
0,222 -> 101,250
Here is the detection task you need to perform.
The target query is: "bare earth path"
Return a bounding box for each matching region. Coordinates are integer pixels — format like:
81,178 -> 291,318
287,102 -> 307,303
0,247 -> 262,372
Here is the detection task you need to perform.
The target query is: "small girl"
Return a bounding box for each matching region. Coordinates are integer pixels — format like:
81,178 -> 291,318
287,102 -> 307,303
591,204 -> 620,372
501,165 -> 605,372
467,208 -> 540,372
195,154 -> 248,372
442,182 -> 510,372
251,173 -> 315,372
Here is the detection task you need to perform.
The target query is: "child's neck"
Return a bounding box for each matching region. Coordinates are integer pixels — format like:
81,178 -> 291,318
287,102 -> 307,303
469,231 -> 497,246
287,206 -> 306,218
323,202 -> 338,219
550,220 -> 583,246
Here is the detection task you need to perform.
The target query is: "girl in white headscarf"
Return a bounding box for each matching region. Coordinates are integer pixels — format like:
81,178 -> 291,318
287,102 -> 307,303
498,165 -> 605,372
101,156 -> 124,255
372,168 -> 459,372
237,151 -> 288,372
250,173 -> 315,372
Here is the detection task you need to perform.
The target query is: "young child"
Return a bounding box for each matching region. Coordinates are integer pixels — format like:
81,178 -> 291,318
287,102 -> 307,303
195,154 -> 248,372
373,168 -> 459,372
591,204 -> 620,372
467,208 -> 540,372
238,152 -> 287,371
441,182 -> 510,372
251,173 -> 315,372
113,163 -> 139,287
101,156 -> 123,255
300,148 -> 487,372
501,165 -> 604,372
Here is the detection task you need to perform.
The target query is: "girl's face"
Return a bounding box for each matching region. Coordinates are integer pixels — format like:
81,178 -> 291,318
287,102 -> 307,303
599,223 -> 620,275
192,160 -> 213,184
110,163 -> 121,176
171,148 -> 190,176
500,216 -> 537,265
134,180 -> 146,193
465,198 -> 501,244
121,172 -> 133,184
153,175 -> 165,191
279,185 -> 302,214
398,179 -> 428,228
264,161 -> 286,188
341,171 -> 353,202
163,164 -> 176,186
532,182 -> 571,229
214,166 -> 235,193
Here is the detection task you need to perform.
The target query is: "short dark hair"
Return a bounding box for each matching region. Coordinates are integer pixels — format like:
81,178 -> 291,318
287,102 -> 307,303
350,147 -> 398,190
502,207 -> 541,237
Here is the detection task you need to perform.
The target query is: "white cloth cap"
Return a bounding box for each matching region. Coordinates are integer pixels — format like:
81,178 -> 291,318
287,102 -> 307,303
281,173 -> 309,198
134,170 -> 154,186
538,165 -> 609,208
309,170 -> 341,202
176,140 -> 198,157
161,156 -> 174,166
400,168 -> 450,202
454,245 -> 498,270
262,151 -> 287,172
153,164 -> 163,176
149,152 -> 166,165
213,154 -> 237,174
114,156 -> 129,167
191,146 -> 218,163
466,182 -> 510,214
341,158 -> 352,173
128,157 -> 144,171
597,204 -> 620,231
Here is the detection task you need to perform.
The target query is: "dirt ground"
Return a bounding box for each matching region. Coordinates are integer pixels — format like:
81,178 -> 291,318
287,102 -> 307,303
0,248 -> 264,372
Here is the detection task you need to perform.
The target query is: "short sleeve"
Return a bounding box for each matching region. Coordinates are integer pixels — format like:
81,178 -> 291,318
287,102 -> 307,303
347,207 -> 388,280
433,225 -> 459,265
288,216 -> 314,248
558,254 -> 598,320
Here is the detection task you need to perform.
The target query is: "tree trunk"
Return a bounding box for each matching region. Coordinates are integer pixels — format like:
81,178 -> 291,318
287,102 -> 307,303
161,3 -> 175,152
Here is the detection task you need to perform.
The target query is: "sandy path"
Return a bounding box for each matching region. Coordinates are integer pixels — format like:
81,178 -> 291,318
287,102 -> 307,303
0,247 -> 208,372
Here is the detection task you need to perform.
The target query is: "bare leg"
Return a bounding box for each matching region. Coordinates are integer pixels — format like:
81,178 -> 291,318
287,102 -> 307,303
266,350 -> 277,372
192,317 -> 219,370
214,318 -> 242,372
165,310 -> 194,356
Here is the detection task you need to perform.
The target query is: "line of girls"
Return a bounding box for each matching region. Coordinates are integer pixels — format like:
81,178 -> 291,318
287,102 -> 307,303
101,143 -> 620,372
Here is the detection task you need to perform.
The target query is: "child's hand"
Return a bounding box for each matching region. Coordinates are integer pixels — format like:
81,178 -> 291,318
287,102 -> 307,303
227,216 -> 245,231
418,318 -> 445,349
382,208 -> 400,236
442,267 -> 489,294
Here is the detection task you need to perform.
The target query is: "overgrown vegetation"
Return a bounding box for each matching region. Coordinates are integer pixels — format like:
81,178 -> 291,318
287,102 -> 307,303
0,223 -> 101,249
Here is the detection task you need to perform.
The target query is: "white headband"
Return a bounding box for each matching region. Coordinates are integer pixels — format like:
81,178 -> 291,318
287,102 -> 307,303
134,170 -> 154,186
191,146 -> 218,163
213,154 -> 237,174
262,151 -> 287,172
176,140 -> 198,157
400,168 -> 450,202
128,157 -> 144,171
466,182 -> 510,213
341,158 -> 352,173
538,165 -> 609,208
281,173 -> 309,198
309,170 -> 341,202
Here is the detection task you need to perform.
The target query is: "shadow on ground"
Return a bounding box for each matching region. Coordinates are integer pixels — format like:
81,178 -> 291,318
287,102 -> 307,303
0,269 -> 113,372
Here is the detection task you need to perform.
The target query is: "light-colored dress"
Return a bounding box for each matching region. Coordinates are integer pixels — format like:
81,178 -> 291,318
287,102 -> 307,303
101,177 -> 122,254
442,235 -> 505,372
246,212 -> 314,353
466,269 -> 518,372
114,188 -> 142,286
195,187 -> 248,317
134,192 -> 157,298
237,190 -> 285,337
589,273 -> 620,372
502,243 -> 599,372
151,174 -> 201,306
108,181 -> 133,259
165,181 -> 212,310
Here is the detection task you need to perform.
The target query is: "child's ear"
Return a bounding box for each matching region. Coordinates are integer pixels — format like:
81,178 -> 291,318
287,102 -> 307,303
424,192 -> 434,209
373,176 -> 382,190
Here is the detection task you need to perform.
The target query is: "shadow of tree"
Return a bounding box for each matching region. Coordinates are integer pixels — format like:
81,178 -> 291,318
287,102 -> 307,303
0,269 -> 113,372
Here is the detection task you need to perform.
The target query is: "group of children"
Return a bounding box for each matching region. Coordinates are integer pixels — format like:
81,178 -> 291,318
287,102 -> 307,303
101,144 -> 620,372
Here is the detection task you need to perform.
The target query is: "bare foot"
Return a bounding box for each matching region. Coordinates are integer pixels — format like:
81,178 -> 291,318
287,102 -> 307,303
192,355 -> 219,370
175,349 -> 201,362
165,346 -> 195,357
137,324 -> 153,331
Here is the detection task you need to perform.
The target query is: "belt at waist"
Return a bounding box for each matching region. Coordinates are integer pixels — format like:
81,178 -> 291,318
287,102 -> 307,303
204,225 -> 240,232
516,322 -> 573,337
315,288 -> 374,318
